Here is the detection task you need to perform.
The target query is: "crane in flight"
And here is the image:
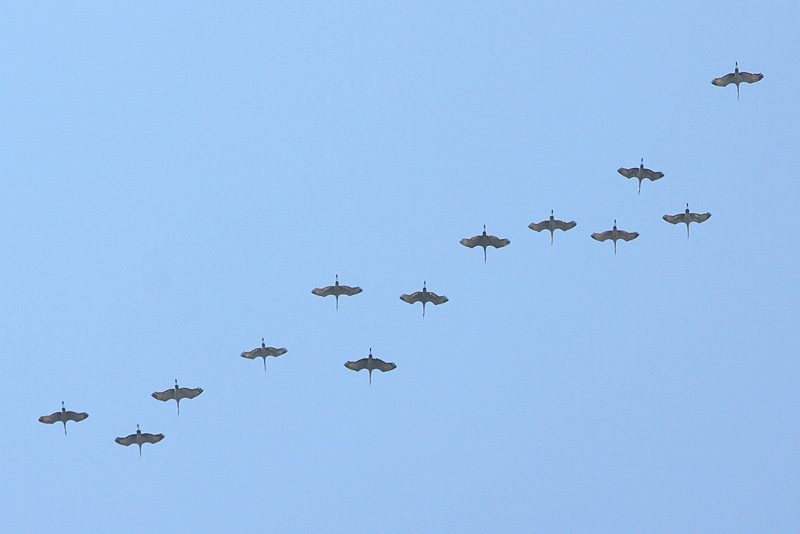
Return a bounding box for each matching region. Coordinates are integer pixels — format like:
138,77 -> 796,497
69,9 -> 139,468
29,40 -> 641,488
115,425 -> 164,457
400,281 -> 448,317
663,204 -> 711,237
712,62 -> 763,99
528,210 -> 577,244
241,338 -> 287,371
152,379 -> 204,415
312,275 -> 362,310
345,348 -> 396,385
460,225 -> 510,262
591,220 -> 639,254
38,402 -> 88,435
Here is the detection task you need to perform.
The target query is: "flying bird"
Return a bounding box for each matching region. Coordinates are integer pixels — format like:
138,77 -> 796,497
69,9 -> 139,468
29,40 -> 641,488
241,338 -> 287,371
152,379 -> 203,415
591,220 -> 639,254
712,62 -> 763,99
312,274 -> 362,310
617,159 -> 664,195
345,348 -> 396,385
663,203 -> 711,237
400,281 -> 448,317
528,210 -> 577,244
38,401 -> 88,435
115,424 -> 164,457
460,225 -> 510,262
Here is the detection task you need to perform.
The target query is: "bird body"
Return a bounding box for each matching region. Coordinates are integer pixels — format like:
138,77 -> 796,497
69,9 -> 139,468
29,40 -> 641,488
241,338 -> 287,371
528,210 -> 577,244
460,225 -> 510,262
712,62 -> 763,98
152,379 -> 203,415
617,159 -> 664,194
312,274 -> 362,310
591,220 -> 639,254
400,281 -> 448,317
39,401 -> 88,435
115,424 -> 164,457
345,348 -> 396,385
663,203 -> 711,237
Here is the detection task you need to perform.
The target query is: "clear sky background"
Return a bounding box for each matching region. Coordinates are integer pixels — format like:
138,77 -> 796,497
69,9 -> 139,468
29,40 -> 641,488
2,2 -> 799,532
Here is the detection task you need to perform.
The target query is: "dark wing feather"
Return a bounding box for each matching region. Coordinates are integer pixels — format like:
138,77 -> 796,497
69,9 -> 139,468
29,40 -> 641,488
427,292 -> 449,305
460,236 -> 482,248
690,212 -> 711,223
616,230 -> 639,241
400,291 -> 422,304
528,221 -> 548,232
39,412 -> 62,424
553,220 -> 576,231
663,214 -> 685,225
592,231 -> 613,242
617,167 -> 637,178
152,389 -> 176,401
373,359 -> 397,372
485,236 -> 510,248
63,411 -> 88,423
739,72 -> 763,83
177,387 -> 203,399
345,358 -> 369,371
337,285 -> 362,296
712,73 -> 736,87
141,433 -> 165,444
115,434 -> 137,446
241,348 -> 263,360
642,169 -> 664,181
263,347 -> 287,357
312,286 -> 335,297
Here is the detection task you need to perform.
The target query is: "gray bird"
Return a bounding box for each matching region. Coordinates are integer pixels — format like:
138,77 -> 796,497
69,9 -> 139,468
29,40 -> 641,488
591,220 -> 639,254
38,401 -> 88,436
617,159 -> 664,195
152,379 -> 203,415
460,225 -> 510,262
345,348 -> 396,385
528,210 -> 577,244
241,338 -> 287,371
312,274 -> 363,310
712,62 -> 763,99
663,203 -> 711,238
115,425 -> 164,457
400,281 -> 448,317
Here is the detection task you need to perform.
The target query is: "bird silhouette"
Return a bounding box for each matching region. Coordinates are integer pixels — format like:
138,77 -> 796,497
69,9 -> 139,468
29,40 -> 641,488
152,379 -> 203,415
400,281 -> 448,317
115,424 -> 164,457
312,274 -> 362,310
528,210 -> 577,244
591,220 -> 639,254
345,348 -> 396,385
460,225 -> 510,262
241,338 -> 287,371
617,159 -> 664,195
663,203 -> 711,237
712,62 -> 763,99
38,401 -> 88,436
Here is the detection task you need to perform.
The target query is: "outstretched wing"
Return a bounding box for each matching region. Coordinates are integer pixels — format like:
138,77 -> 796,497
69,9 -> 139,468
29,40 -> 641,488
485,235 -> 510,249
528,220 -> 548,232
400,291 -> 422,304
663,213 -> 686,225
312,286 -> 335,297
115,434 -> 137,446
642,169 -> 664,181
263,347 -> 287,357
63,411 -> 88,423
345,358 -> 369,371
617,167 -> 637,178
241,348 -> 263,360
177,387 -> 203,399
460,236 -> 482,248
152,389 -> 176,402
689,212 -> 712,223
141,433 -> 165,444
616,230 -> 639,241
39,412 -> 62,424
739,72 -> 763,83
373,359 -> 397,372
553,220 -> 576,231
712,73 -> 735,87
426,292 -> 449,305
338,285 -> 363,296
591,231 -> 613,242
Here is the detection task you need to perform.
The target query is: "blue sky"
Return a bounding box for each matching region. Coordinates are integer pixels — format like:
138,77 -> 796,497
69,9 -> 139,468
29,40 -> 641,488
2,2 -> 799,532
